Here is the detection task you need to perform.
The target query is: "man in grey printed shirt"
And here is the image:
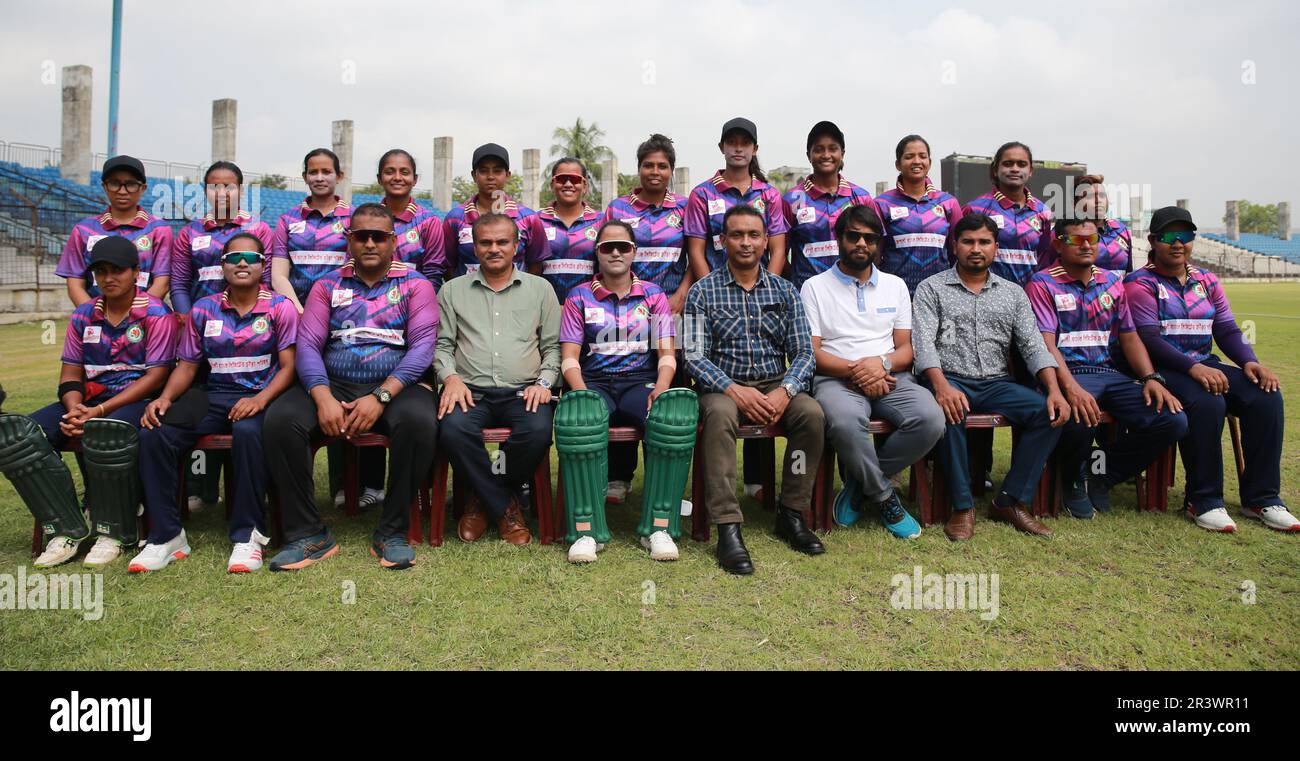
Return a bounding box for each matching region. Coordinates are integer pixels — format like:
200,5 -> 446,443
912,213 -> 1070,542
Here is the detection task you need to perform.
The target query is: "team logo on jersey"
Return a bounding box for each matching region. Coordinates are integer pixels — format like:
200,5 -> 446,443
126,325 -> 144,343
387,285 -> 402,304
934,206 -> 946,217
331,221 -> 345,234
136,236 -> 151,250
252,316 -> 270,334
405,229 -> 419,244
585,227 -> 598,241
665,213 -> 682,228
752,199 -> 766,215
1028,217 -> 1041,231
1156,283 -> 1169,300
1099,292 -> 1114,310
1192,282 -> 1206,298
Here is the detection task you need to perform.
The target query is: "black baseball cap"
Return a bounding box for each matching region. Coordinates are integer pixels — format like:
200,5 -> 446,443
101,155 -> 146,183
720,117 -> 757,143
1149,206 -> 1197,234
88,236 -> 139,269
806,121 -> 845,152
472,143 -> 510,171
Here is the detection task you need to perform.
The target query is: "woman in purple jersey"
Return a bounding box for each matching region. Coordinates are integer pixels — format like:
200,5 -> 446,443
1074,175 -> 1133,273
270,148 -> 352,312
875,134 -> 963,295
538,157 -> 602,304
377,148 -> 446,288
133,233 -> 300,573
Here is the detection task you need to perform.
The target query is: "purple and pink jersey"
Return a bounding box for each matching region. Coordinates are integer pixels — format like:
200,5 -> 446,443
684,171 -> 788,272
170,211 -> 273,312
876,178 -> 964,295
962,189 -> 1053,287
1124,264 -> 1256,366
271,197 -> 352,303
538,204 -> 602,303
560,277 -> 675,377
1095,219 -> 1133,274
179,289 -> 298,394
61,289 -> 176,396
1027,266 -> 1133,369
781,175 -> 875,289
56,208 -> 174,298
602,189 -> 689,296
390,200 -> 448,290
296,259 -> 438,390
442,194 -> 548,278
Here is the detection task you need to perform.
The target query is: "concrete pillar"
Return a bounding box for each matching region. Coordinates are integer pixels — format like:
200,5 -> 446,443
59,65 -> 93,184
331,119 -> 354,204
1225,200 -> 1240,241
601,157 -> 619,209
1278,202 -> 1292,240
211,98 -> 237,164
1131,195 -> 1144,238
672,167 -> 690,197
432,136 -> 453,211
522,149 -> 541,209
876,181 -> 888,197
1176,198 -> 1188,210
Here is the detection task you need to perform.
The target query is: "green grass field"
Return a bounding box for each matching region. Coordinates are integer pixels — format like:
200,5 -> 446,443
0,284 -> 1296,670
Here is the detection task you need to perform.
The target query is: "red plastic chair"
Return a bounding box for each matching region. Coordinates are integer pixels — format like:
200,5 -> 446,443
426,428 -> 554,546
810,419 -> 939,533
920,414 -> 1057,526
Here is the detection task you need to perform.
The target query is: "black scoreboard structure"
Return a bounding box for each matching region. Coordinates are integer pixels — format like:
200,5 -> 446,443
940,153 -> 1088,213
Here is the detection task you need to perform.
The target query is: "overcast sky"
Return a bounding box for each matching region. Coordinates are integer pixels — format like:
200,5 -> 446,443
1,0 -> 1295,226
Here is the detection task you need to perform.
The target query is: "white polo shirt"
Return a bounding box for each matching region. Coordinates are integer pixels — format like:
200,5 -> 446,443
800,263 -> 911,361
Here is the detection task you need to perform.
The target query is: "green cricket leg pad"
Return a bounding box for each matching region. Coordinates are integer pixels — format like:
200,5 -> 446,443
81,418 -> 142,545
554,390 -> 611,544
639,388 -> 699,539
0,414 -> 89,542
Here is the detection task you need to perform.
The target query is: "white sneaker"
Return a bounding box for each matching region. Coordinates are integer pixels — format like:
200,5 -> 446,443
228,529 -> 270,573
333,490 -> 345,508
1243,505 -> 1300,532
641,530 -> 679,561
84,536 -> 124,568
34,536 -> 82,568
605,480 -> 630,504
1189,507 -> 1237,533
743,483 -> 763,500
128,531 -> 191,573
359,487 -> 385,510
567,535 -> 603,563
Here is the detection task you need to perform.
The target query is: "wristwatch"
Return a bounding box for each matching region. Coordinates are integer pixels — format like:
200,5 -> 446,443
879,354 -> 893,373
536,378 -> 553,390
371,387 -> 393,404
1140,372 -> 1167,387
780,381 -> 799,399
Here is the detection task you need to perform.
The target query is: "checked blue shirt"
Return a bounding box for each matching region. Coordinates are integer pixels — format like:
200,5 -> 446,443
683,264 -> 815,394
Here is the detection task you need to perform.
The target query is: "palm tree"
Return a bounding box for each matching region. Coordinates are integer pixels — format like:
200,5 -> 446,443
549,118 -> 614,181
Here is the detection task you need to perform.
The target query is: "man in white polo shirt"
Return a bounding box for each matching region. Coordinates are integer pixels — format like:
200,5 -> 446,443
801,205 -> 945,538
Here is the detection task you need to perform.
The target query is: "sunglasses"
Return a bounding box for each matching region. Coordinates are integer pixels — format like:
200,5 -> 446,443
596,240 -> 636,255
841,231 -> 882,245
104,179 -> 144,193
1058,233 -> 1099,246
350,229 -> 395,244
1156,231 -> 1196,245
222,251 -> 263,266
553,173 -> 585,187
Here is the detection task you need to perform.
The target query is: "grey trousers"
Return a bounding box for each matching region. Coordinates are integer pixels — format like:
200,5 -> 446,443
812,371 -> 945,502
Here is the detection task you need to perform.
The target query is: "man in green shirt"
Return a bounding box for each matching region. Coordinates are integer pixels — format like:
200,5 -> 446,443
436,213 -> 561,545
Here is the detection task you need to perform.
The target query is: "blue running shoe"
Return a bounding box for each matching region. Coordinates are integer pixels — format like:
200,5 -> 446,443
269,531 -> 339,572
877,490 -> 921,539
371,535 -> 416,570
1063,478 -> 1094,519
833,477 -> 864,527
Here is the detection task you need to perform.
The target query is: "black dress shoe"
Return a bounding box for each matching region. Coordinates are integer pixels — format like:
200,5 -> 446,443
715,524 -> 754,575
774,507 -> 825,555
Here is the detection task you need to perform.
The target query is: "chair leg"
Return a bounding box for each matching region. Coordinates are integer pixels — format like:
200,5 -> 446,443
532,450 -> 553,545
761,443 -> 777,513
691,445 -> 708,542
31,519 -> 42,557
1228,415 -> 1246,479
343,442 -> 360,517
223,452 -> 235,520
428,452 -> 449,547
554,470 -> 566,546
813,448 -> 835,532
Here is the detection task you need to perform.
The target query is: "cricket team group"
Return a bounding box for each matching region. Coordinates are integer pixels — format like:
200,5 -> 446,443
0,117 -> 1291,577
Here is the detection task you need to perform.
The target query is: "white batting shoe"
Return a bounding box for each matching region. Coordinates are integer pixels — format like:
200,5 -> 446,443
1242,505 -> 1300,532
641,530 -> 679,561
1189,507 -> 1237,533
34,536 -> 82,569
567,535 -> 603,563
228,529 -> 271,573
128,531 -> 191,572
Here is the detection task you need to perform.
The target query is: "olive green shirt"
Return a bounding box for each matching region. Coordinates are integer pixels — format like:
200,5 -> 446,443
435,269 -> 561,389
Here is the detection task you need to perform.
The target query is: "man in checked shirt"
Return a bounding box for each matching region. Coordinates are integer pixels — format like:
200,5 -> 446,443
684,205 -> 826,575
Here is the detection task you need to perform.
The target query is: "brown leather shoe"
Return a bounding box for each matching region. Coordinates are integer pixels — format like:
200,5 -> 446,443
988,501 -> 1053,537
944,507 -> 976,541
497,499 -> 532,545
458,494 -> 488,542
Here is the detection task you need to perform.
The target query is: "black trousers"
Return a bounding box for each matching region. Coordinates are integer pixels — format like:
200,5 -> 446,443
265,380 -> 437,542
